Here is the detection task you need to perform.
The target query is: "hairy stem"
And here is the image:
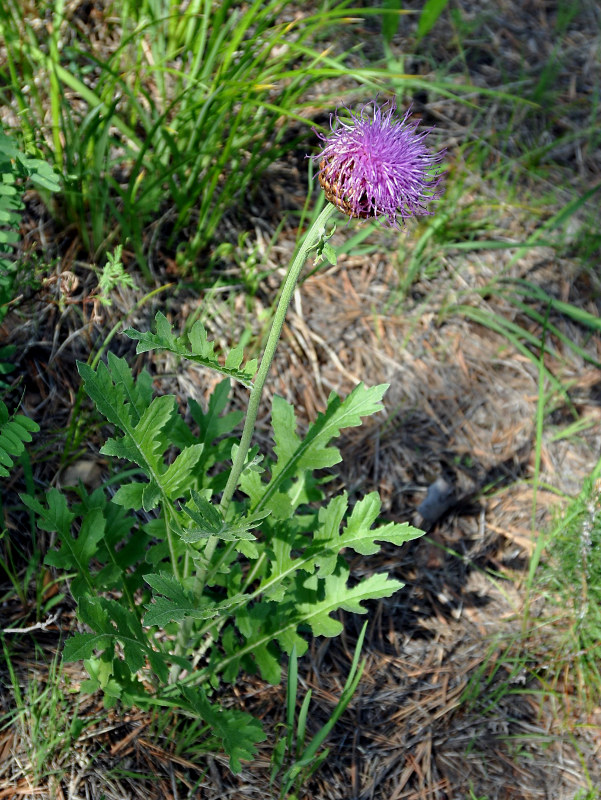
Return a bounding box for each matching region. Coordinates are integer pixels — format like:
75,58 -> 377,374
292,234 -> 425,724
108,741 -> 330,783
168,203 -> 337,681
219,202 -> 337,515
194,204 -> 336,592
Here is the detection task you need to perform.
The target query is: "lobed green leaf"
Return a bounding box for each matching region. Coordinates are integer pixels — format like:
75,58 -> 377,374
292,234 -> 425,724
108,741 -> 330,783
125,312 -> 257,387
182,687 -> 266,774
144,571 -> 243,627
242,382 -> 388,517
179,491 -> 266,543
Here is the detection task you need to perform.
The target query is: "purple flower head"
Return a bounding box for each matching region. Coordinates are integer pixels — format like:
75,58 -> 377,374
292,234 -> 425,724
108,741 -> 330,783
314,99 -> 445,227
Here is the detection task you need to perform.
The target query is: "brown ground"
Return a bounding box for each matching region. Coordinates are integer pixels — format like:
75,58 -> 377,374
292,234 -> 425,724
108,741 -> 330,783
1,0 -> 601,798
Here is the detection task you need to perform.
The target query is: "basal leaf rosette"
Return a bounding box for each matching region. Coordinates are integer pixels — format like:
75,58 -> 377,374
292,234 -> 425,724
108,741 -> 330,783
315,99 -> 445,227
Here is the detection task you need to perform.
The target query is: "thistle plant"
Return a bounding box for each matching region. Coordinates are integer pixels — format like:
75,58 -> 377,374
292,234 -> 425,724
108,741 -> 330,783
24,100 -> 444,775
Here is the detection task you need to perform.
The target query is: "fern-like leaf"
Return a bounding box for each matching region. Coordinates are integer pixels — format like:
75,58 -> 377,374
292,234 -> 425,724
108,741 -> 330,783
0,399 -> 38,478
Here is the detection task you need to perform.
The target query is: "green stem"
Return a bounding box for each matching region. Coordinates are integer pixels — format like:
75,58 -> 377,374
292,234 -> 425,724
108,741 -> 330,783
195,203 -> 336,586
219,202 -> 337,516
168,203 -> 337,682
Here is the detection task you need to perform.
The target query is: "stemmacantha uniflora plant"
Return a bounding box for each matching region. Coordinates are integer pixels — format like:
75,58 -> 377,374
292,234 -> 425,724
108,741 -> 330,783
23,99 -> 445,773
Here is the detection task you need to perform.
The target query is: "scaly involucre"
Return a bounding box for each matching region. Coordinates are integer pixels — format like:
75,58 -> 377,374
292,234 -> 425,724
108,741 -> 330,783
315,100 -> 445,227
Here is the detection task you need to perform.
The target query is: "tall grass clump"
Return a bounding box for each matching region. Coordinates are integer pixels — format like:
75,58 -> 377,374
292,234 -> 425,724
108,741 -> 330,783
542,473 -> 601,706
0,0 -> 375,276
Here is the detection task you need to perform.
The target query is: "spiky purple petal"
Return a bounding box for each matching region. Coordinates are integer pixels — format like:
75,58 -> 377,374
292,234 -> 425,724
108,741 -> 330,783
314,100 -> 445,227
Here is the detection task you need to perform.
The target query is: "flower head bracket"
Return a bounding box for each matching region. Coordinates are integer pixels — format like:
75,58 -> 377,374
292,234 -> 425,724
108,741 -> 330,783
314,100 -> 445,228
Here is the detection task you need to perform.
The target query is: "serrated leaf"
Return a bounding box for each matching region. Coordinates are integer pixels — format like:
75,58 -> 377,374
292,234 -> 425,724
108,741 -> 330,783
156,310 -> 172,340
107,351 -> 154,420
340,493 -> 425,554
22,488 -> 75,535
235,602 -> 282,684
124,312 -> 256,387
77,354 -> 154,432
143,571 -> 243,627
243,383 -> 388,517
71,595 -> 170,684
141,481 -> 161,511
63,632 -> 113,662
72,487 -> 145,596
167,382 -> 244,484
143,595 -> 221,627
310,493 -> 348,576
298,564 -> 402,638
224,344 -> 244,370
160,444 -> 204,497
112,482 -> 147,510
217,562 -> 402,683
182,491 -> 222,534
78,356 -> 206,510
182,687 -> 266,773
43,507 -> 105,599
100,394 -> 175,463
190,380 -> 243,443
144,572 -> 205,626
77,359 -> 134,430
313,492 -> 425,574
179,491 -> 266,543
